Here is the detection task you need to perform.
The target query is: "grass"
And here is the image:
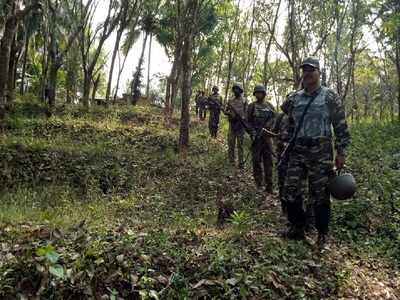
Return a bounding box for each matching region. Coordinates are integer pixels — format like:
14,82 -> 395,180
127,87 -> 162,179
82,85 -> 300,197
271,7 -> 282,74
0,98 -> 399,299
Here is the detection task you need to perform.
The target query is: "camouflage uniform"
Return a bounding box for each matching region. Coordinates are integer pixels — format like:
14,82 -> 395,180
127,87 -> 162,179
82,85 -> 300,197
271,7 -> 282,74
226,95 -> 247,168
284,86 -> 350,235
275,97 -> 312,219
207,93 -> 223,138
195,94 -> 201,118
273,107 -> 291,211
247,100 -> 275,192
198,95 -> 207,120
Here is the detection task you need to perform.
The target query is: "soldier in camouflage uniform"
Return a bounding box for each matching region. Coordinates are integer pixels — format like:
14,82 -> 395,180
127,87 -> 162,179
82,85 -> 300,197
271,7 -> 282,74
247,85 -> 276,192
198,91 -> 207,121
273,99 -> 292,213
225,82 -> 247,169
275,97 -> 314,224
283,57 -> 350,245
195,91 -> 201,118
207,86 -> 223,138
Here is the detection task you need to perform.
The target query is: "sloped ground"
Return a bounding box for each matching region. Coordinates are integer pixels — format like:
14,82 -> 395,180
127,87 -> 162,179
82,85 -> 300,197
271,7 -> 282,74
0,99 -> 399,299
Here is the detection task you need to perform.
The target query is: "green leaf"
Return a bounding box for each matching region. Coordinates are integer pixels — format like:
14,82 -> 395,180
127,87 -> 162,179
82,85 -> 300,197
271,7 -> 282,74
46,251 -> 60,264
36,245 -> 55,257
49,265 -> 65,279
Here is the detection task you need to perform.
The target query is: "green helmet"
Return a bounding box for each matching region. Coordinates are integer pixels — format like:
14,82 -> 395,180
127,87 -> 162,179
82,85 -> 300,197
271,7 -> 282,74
328,172 -> 356,200
253,84 -> 266,95
232,82 -> 243,93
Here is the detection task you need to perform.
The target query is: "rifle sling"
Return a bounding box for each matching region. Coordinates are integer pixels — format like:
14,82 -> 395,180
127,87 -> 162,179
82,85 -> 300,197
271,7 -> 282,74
280,89 -> 321,163
293,93 -> 319,141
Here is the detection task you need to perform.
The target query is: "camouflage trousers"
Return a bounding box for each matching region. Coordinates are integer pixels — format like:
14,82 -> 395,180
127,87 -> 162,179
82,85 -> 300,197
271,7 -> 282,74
199,107 -> 207,120
228,126 -> 244,168
277,153 -> 288,212
284,141 -> 335,234
208,110 -> 220,138
252,138 -> 273,192
278,152 -> 314,219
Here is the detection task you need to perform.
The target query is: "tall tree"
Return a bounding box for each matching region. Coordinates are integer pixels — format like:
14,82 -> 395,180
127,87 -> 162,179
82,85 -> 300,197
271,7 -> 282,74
80,0 -> 119,108
105,0 -> 141,103
46,0 -> 93,112
0,0 -> 40,121
131,0 -> 160,105
178,0 -> 202,159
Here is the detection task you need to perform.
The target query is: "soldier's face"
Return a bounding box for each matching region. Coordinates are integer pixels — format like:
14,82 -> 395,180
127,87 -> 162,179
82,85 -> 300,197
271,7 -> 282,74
254,92 -> 265,101
302,66 -> 320,87
232,87 -> 242,95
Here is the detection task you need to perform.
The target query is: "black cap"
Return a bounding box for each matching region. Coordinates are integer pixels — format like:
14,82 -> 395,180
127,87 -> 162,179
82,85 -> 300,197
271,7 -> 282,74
300,57 -> 320,69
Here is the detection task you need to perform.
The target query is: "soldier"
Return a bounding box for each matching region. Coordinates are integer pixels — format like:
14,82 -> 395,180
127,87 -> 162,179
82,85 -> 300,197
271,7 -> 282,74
207,86 -> 223,138
283,57 -> 350,246
195,91 -> 201,118
247,85 -> 275,193
273,99 -> 292,213
225,82 -> 247,169
198,91 -> 207,121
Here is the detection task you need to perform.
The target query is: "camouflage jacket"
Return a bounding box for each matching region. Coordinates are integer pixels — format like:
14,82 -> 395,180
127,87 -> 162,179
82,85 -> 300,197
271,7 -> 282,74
226,95 -> 247,120
207,93 -> 222,112
247,101 -> 276,131
287,86 -> 351,155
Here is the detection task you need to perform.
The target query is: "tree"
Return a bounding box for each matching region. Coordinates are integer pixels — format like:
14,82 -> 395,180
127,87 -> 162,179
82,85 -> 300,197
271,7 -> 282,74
374,0 -> 400,120
131,0 -> 160,105
105,0 -> 141,103
80,0 -> 120,108
46,0 -> 93,112
0,0 -> 40,121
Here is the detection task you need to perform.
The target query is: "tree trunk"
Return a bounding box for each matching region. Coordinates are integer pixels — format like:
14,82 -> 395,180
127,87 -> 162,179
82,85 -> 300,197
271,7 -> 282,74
105,27 -> 124,103
146,32 -> 153,98
113,50 -> 128,103
66,51 -> 78,104
82,72 -> 91,107
0,14 -> 17,120
164,46 -> 181,125
91,74 -> 100,103
40,32 -> 49,101
179,35 -> 193,160
48,61 -> 59,110
132,32 -> 149,105
396,28 -> 400,122
263,0 -> 281,86
224,1 -> 240,102
7,37 -> 17,105
216,44 -> 225,87
19,33 -> 30,95
178,0 -> 199,159
224,35 -> 235,102
171,60 -> 182,113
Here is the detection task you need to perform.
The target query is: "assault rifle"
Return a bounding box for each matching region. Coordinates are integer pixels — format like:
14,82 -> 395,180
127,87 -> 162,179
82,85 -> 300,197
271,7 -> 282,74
226,103 -> 277,146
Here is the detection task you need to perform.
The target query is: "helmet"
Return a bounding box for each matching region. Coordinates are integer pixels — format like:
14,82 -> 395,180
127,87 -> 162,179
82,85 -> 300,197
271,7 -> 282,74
253,84 -> 266,95
232,82 -> 243,93
328,172 -> 356,200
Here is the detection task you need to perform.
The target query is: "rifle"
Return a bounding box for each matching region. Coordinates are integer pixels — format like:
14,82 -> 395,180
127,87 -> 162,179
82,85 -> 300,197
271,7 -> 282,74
207,95 -> 223,111
226,103 -> 277,145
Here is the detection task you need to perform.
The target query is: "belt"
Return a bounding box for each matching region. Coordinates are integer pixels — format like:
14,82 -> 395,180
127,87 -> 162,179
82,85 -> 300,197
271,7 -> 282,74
296,137 -> 330,147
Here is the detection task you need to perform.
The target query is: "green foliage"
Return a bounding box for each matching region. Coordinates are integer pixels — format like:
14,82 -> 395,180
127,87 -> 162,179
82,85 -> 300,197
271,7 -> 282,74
229,210 -> 252,238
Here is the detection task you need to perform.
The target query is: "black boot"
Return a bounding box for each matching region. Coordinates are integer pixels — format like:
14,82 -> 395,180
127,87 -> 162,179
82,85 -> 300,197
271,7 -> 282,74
286,225 -> 305,240
317,232 -> 328,250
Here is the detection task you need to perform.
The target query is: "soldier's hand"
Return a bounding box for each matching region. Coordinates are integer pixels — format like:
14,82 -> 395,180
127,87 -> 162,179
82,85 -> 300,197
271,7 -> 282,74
335,154 -> 345,170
